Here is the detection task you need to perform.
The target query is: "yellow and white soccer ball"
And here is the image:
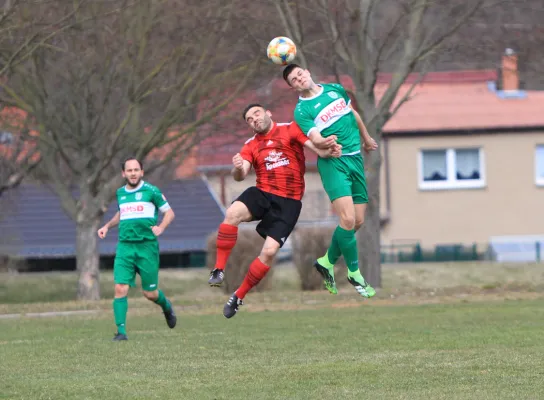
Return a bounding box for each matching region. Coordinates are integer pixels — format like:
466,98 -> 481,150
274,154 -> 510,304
266,36 -> 297,65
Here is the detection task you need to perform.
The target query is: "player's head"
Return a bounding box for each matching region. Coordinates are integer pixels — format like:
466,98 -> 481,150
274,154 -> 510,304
283,63 -> 313,91
121,157 -> 144,188
242,103 -> 273,134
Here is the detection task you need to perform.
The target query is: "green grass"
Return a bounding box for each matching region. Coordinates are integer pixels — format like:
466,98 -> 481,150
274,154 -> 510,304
2,262 -> 544,304
2,299 -> 544,399
2,262 -> 544,399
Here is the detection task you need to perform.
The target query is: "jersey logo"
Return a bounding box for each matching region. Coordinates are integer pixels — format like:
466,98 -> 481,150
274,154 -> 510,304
135,192 -> 142,200
264,150 -> 290,170
267,140 -> 273,145
265,150 -> 282,162
328,91 -> 339,99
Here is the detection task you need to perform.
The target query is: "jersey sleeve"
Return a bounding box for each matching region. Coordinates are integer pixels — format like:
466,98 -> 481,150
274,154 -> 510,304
294,103 -> 317,136
291,122 -> 310,146
152,188 -> 171,213
329,83 -> 351,104
239,141 -> 254,164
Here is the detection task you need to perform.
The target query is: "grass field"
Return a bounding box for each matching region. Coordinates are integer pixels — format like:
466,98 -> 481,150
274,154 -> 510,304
2,263 -> 544,399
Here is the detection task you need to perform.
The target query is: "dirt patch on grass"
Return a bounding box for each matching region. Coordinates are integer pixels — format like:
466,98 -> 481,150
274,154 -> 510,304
4,287 -> 544,319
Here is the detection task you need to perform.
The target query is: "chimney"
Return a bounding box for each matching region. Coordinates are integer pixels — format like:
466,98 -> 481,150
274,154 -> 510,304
501,48 -> 519,91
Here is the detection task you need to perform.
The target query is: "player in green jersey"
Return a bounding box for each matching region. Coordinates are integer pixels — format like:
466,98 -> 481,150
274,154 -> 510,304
283,63 -> 378,298
97,158 -> 177,341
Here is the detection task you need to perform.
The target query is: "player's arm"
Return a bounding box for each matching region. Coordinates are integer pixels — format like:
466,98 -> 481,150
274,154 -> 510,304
294,107 -> 337,150
303,139 -> 342,158
232,153 -> 252,181
97,211 -> 120,238
158,208 -> 175,231
105,211 -> 120,229
152,193 -> 175,237
350,104 -> 377,152
307,128 -> 338,150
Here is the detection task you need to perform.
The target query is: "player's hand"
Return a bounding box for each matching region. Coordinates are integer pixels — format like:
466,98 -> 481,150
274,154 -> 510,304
232,153 -> 244,170
330,144 -> 342,158
322,135 -> 337,148
151,226 -> 164,237
97,226 -> 108,239
363,137 -> 378,153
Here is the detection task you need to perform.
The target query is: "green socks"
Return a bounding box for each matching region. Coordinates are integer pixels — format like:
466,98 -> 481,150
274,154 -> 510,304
113,290 -> 171,336
321,226 -> 360,272
335,226 -> 360,273
113,296 -> 128,335
154,289 -> 172,313
320,225 -> 370,289
324,226 -> 343,266
320,226 -> 362,272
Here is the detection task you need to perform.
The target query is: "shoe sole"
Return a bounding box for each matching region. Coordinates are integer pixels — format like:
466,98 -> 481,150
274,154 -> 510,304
313,262 -> 337,294
208,282 -> 223,287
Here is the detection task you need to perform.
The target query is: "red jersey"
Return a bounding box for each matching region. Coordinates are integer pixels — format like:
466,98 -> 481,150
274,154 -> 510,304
240,122 -> 309,200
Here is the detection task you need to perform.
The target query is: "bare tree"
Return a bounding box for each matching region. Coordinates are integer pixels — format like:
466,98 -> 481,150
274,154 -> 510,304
268,0 -> 497,287
0,112 -> 39,195
0,0 -> 259,300
0,0 -> 106,192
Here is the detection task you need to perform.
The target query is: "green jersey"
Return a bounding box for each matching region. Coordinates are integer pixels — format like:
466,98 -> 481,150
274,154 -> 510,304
116,181 -> 170,242
294,83 -> 361,155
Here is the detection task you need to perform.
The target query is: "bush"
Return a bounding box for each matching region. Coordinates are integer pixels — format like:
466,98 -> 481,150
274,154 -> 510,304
291,225 -> 348,291
0,255 -> 28,273
206,227 -> 274,294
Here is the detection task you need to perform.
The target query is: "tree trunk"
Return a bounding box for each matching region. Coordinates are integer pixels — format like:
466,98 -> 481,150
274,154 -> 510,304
359,148 -> 382,288
76,216 -> 101,300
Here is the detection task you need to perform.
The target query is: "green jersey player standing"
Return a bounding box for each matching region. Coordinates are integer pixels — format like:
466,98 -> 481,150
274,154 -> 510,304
283,63 -> 378,298
98,158 -> 177,341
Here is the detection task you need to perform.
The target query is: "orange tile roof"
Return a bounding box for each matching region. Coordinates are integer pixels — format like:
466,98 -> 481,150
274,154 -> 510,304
381,81 -> 544,132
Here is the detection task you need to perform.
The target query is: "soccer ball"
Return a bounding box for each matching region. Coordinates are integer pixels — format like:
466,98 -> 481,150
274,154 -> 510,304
266,36 -> 297,65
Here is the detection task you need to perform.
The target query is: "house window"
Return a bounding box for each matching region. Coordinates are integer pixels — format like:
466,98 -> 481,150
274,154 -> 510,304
536,145 -> 544,186
419,148 -> 485,190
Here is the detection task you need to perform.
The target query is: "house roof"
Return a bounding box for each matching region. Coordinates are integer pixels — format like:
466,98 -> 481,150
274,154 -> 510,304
0,178 -> 224,258
381,81 -> 544,133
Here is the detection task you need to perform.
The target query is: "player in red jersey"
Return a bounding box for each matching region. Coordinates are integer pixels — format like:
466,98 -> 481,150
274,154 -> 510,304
208,103 -> 341,318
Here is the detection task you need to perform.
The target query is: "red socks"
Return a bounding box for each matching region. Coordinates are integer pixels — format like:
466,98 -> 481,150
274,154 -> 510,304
216,223 -> 271,299
235,258 -> 270,299
215,223 -> 238,270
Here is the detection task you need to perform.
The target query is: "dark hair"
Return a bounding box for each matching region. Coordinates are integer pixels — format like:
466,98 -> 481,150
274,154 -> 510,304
283,63 -> 302,85
122,157 -> 143,171
242,103 -> 265,121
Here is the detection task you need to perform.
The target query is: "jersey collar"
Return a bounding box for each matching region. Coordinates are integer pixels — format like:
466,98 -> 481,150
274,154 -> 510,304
124,180 -> 144,192
298,84 -> 323,101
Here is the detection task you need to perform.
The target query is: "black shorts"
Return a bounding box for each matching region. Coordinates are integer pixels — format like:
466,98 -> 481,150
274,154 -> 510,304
235,187 -> 302,248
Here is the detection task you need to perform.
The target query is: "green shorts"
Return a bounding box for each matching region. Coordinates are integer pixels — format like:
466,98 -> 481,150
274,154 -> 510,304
317,154 -> 368,204
113,240 -> 160,291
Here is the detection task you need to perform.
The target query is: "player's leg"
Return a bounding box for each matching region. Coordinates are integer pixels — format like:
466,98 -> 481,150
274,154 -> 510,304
223,236 -> 278,319
112,242 -> 137,340
354,203 -> 366,232
138,241 -> 177,328
209,187 -> 266,287
313,158 -> 354,294
223,196 -> 301,318
345,155 -> 375,298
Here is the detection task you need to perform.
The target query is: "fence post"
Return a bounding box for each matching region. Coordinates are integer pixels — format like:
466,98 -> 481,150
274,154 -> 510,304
536,241 -> 541,263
